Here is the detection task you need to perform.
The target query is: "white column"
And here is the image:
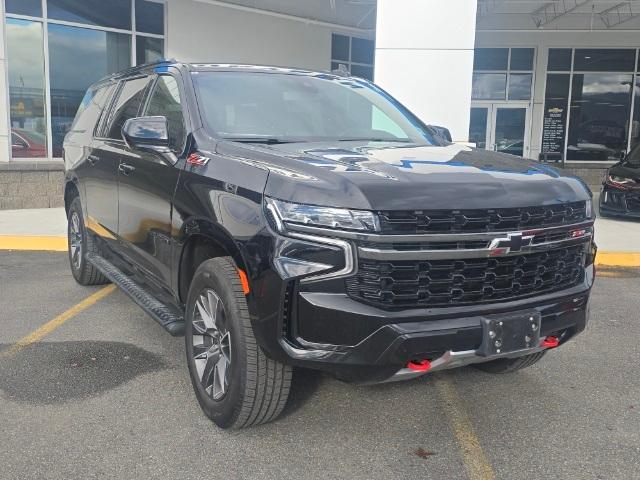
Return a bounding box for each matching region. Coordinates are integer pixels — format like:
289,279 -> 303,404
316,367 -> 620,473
374,0 -> 478,143
0,2 -> 10,162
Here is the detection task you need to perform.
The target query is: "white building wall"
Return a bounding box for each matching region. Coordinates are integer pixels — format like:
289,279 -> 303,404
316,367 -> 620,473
165,0 -> 351,71
374,0 -> 478,143
476,30 -> 640,161
0,1 -> 9,162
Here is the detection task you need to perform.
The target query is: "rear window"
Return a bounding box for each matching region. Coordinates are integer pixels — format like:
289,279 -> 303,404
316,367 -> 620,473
70,83 -> 115,134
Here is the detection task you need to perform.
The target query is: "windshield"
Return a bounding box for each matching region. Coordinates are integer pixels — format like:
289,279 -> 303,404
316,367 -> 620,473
192,71 -> 439,145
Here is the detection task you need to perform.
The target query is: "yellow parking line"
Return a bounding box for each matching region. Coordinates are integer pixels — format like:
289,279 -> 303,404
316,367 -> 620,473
0,284 -> 116,358
595,252 -> 640,268
0,235 -> 67,252
435,377 -> 496,480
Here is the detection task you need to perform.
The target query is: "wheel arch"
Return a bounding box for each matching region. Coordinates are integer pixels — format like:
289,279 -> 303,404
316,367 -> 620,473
177,225 -> 251,305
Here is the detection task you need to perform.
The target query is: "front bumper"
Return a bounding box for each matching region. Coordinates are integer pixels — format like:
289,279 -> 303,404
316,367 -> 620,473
278,268 -> 592,383
600,185 -> 640,218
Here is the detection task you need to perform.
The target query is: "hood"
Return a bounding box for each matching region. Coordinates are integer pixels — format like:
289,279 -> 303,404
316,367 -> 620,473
218,141 -> 592,211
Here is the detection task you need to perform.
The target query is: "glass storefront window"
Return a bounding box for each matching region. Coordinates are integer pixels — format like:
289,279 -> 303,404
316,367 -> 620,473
47,0 -> 132,30
630,77 -> 640,152
472,73 -> 507,100
473,48 -> 508,71
136,0 -> 165,35
510,48 -> 534,71
566,73 -> 633,161
548,49 -> 572,71
574,49 -> 636,72
5,0 -> 42,17
136,37 -> 164,65
48,24 -> 130,156
508,73 -> 532,100
6,19 -> 48,158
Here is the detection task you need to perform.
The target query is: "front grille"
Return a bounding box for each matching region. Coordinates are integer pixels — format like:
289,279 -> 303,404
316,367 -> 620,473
377,201 -> 587,234
346,244 -> 586,309
626,195 -> 640,212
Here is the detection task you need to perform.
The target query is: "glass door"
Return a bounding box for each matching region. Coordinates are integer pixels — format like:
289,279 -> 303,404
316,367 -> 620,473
492,105 -> 528,157
469,104 -> 530,157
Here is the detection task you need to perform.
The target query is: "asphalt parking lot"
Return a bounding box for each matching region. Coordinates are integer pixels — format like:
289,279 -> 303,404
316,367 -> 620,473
1,250 -> 639,480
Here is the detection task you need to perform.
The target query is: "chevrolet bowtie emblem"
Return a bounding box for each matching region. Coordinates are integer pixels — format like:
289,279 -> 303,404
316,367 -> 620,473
489,233 -> 532,256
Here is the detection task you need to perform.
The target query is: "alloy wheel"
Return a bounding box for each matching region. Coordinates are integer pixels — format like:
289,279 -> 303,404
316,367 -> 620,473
191,289 -> 232,400
69,211 -> 83,270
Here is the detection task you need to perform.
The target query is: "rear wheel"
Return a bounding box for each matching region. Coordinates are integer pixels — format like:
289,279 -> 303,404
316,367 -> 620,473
185,257 -> 292,429
67,197 -> 109,286
473,351 -> 547,374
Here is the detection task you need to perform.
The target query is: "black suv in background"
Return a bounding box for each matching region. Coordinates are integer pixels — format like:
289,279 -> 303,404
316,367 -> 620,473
600,143 -> 640,218
64,61 -> 596,429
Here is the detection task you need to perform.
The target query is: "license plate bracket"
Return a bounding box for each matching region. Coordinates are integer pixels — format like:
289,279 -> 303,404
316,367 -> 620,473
477,311 -> 541,357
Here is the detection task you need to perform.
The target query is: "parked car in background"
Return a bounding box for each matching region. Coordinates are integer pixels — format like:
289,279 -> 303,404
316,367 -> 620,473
600,143 -> 640,218
64,61 -> 596,429
11,128 -> 47,158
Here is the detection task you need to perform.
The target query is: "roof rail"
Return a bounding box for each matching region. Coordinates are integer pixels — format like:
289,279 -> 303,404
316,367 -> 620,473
98,58 -> 178,83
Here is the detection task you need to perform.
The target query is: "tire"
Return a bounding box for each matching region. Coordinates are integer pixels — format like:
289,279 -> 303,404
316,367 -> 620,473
67,197 -> 109,286
185,257 -> 292,429
472,351 -> 547,374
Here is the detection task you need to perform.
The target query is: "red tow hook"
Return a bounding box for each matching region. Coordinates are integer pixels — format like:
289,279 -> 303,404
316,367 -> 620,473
541,336 -> 560,348
407,359 -> 432,372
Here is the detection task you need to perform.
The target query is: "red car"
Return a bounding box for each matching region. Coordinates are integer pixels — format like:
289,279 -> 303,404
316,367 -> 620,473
11,128 -> 47,158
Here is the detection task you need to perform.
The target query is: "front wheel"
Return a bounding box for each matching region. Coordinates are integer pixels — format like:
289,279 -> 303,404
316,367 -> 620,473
472,351 -> 547,374
185,257 -> 292,429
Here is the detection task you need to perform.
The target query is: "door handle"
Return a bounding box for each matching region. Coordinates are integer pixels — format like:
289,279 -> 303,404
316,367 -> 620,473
118,163 -> 136,175
87,154 -> 100,166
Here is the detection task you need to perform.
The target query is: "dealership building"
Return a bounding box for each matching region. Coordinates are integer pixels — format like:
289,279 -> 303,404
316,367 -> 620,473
1,0 -> 640,208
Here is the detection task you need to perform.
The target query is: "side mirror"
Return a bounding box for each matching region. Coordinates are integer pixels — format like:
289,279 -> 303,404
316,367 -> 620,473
427,125 -> 452,142
122,116 -> 169,149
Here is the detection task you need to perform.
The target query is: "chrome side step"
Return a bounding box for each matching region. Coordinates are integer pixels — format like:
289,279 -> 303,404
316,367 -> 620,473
86,253 -> 185,336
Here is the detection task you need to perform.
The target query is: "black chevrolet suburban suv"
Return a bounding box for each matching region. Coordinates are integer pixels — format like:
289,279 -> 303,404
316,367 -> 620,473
64,61 -> 596,429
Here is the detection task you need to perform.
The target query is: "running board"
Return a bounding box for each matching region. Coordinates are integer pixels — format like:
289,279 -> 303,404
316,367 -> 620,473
86,253 -> 185,336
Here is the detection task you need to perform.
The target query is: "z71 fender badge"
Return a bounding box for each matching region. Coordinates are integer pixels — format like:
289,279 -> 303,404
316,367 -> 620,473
187,153 -> 210,166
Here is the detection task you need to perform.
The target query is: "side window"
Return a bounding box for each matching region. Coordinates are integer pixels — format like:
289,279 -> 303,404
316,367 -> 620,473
144,75 -> 187,152
106,76 -> 151,140
71,83 -> 115,134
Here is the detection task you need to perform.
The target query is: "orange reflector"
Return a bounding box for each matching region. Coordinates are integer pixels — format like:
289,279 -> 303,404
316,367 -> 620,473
237,269 -> 250,295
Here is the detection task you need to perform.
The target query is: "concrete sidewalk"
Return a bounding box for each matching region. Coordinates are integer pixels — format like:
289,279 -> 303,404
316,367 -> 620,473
0,202 -> 638,260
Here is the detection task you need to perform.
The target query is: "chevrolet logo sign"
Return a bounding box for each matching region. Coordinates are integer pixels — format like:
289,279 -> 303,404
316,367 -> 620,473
488,233 -> 534,256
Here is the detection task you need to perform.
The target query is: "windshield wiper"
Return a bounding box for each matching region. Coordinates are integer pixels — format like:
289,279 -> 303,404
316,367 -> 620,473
337,138 -> 411,143
223,136 -> 298,145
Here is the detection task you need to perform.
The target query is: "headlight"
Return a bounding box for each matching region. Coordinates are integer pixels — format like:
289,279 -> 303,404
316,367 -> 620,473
607,175 -> 635,186
265,197 -> 380,232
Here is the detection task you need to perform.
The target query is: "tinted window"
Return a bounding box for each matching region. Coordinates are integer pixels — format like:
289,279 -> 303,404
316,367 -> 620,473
510,48 -> 534,70
71,83 -> 115,134
574,49 -> 636,72
548,49 -> 572,71
47,0 -> 131,30
136,36 -> 164,65
136,0 -> 164,35
351,37 -> 374,64
6,0 -> 42,16
472,73 -> 506,100
106,77 -> 151,140
567,73 -> 633,161
351,64 -> 373,81
144,76 -> 186,152
508,73 -> 532,100
48,23 -> 130,155
473,48 -> 509,71
630,76 -> 640,152
331,34 -> 349,62
6,19 -> 48,159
